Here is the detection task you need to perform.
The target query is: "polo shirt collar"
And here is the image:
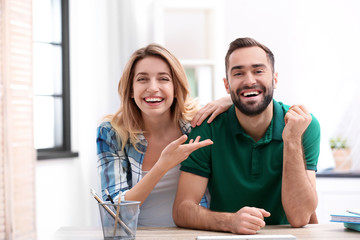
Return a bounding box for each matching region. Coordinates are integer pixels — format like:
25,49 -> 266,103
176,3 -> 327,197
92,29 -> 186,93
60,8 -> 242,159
228,100 -> 284,141
272,100 -> 285,141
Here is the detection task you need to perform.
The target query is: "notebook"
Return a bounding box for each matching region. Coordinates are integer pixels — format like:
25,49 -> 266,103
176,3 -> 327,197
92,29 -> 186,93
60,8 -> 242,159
330,212 -> 360,223
196,235 -> 296,240
330,210 -> 360,232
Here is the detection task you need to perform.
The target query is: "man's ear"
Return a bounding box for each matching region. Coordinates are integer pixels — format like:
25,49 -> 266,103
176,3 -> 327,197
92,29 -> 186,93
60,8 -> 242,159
223,77 -> 230,94
273,72 -> 278,89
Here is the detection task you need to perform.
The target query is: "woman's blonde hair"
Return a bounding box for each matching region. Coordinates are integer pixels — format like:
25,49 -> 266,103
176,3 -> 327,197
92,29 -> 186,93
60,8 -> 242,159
106,43 -> 198,151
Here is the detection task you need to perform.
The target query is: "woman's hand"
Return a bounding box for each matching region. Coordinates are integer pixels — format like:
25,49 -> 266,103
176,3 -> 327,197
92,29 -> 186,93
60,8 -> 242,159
191,96 -> 232,127
125,135 -> 212,204
156,135 -> 213,171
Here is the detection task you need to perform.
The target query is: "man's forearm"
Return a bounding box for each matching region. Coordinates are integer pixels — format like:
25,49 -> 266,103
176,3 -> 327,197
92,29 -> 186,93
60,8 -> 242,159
282,139 -> 318,227
173,199 -> 233,232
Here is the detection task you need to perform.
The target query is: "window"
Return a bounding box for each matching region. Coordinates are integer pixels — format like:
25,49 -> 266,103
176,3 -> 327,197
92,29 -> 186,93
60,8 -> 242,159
33,0 -> 77,159
184,64 -> 214,104
151,0 -> 225,105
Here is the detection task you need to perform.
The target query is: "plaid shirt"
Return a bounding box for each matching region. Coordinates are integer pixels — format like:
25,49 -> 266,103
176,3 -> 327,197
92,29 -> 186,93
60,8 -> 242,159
96,120 -> 209,207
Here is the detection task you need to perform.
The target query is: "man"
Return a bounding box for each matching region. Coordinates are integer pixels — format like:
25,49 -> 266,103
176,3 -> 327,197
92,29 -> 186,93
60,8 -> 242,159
173,37 -> 320,235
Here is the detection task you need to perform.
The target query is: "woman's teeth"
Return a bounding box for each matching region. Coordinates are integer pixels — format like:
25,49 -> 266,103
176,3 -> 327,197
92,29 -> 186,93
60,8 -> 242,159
145,97 -> 162,103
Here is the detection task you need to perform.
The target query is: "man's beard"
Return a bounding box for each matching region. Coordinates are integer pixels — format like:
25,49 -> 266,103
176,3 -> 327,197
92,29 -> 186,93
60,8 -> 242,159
230,81 -> 274,116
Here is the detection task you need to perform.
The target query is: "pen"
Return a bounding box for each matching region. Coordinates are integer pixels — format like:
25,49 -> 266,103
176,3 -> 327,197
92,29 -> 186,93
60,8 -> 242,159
104,189 -> 115,204
346,209 -> 360,216
113,190 -> 122,236
90,188 -> 133,236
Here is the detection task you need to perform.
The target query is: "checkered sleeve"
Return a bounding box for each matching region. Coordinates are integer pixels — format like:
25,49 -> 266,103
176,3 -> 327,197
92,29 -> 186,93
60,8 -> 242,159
96,122 -> 131,202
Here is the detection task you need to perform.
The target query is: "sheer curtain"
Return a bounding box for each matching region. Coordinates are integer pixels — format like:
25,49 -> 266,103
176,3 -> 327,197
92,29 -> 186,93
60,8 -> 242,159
0,0 -> 36,239
331,85 -> 360,171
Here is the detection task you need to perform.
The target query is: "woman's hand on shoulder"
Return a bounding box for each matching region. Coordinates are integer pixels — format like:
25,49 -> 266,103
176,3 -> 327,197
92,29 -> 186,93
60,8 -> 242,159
157,135 -> 213,172
191,96 -> 232,128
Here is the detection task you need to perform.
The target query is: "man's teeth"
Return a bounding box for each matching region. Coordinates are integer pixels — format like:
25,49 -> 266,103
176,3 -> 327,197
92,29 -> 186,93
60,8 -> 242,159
145,97 -> 162,102
243,91 -> 260,97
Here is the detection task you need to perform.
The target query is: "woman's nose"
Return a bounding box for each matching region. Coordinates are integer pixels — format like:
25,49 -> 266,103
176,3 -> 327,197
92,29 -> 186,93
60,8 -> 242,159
146,78 -> 159,92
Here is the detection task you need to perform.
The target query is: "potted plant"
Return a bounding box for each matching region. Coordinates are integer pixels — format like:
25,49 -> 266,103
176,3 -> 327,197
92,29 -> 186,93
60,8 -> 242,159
329,137 -> 352,171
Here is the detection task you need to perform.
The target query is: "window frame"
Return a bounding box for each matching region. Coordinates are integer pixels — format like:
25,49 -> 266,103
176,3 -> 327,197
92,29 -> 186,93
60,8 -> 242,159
36,0 -> 78,160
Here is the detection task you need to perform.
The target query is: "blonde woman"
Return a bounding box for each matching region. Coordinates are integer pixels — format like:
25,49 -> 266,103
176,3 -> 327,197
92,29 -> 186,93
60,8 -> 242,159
96,44 -> 231,227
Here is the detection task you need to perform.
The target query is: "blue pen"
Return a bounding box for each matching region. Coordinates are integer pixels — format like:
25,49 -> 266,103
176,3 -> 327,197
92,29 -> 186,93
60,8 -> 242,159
346,209 -> 360,216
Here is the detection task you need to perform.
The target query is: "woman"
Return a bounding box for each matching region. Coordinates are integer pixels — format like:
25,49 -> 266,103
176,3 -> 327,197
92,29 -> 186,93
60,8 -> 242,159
96,43 -> 231,227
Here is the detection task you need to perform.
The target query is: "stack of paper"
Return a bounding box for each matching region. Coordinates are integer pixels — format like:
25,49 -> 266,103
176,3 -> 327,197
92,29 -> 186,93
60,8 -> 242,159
330,210 -> 360,232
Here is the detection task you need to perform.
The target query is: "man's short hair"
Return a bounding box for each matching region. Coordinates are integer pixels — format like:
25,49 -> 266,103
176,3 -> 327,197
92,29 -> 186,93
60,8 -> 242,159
225,37 -> 275,78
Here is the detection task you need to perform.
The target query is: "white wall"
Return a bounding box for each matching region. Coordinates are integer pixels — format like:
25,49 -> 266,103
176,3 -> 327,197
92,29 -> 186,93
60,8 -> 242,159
36,1 -> 360,239
223,0 -> 360,171
317,177 -> 360,223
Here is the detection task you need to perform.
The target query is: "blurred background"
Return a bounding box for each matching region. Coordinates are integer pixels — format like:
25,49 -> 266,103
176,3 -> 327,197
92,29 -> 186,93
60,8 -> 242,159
2,0 -> 360,239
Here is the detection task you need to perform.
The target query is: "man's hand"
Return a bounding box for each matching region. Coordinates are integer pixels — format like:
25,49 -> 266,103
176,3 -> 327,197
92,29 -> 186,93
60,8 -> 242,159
283,105 -> 312,141
281,105 -> 318,227
230,207 -> 271,235
173,172 -> 271,234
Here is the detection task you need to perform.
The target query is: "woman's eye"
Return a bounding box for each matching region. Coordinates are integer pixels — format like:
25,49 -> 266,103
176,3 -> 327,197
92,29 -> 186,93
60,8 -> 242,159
160,77 -> 170,81
137,77 -> 146,81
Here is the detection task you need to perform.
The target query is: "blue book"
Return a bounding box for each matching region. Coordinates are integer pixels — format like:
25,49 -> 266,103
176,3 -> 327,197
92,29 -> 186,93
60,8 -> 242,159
344,222 -> 360,232
330,210 -> 360,232
330,212 -> 360,223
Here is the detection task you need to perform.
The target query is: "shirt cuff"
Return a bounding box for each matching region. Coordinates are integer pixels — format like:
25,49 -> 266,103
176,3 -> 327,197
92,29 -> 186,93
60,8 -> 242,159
113,190 -> 129,203
120,190 -> 128,201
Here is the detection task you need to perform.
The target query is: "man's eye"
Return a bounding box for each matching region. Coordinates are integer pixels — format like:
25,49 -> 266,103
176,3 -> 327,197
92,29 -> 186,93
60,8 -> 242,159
255,70 -> 264,74
234,72 -> 243,76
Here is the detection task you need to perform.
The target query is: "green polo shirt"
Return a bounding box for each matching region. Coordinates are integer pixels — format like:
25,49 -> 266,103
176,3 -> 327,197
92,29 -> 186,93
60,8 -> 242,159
181,100 -> 320,225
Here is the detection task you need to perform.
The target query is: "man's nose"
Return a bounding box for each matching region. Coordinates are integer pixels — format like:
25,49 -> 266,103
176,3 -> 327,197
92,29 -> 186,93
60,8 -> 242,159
243,73 -> 257,85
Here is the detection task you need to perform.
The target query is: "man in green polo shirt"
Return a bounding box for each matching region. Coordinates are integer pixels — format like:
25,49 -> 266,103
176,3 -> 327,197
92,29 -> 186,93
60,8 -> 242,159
173,37 -> 320,235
